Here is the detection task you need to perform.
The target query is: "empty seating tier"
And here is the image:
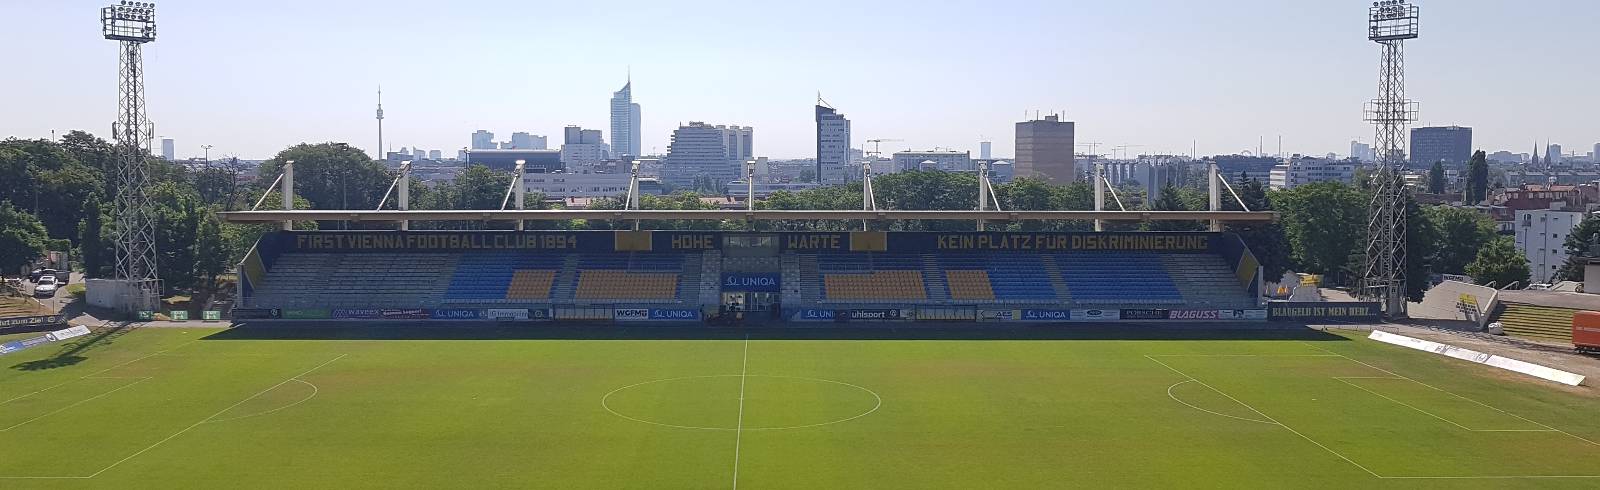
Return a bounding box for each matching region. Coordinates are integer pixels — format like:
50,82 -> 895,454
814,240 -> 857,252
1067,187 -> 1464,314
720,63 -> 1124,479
575,270 -> 679,300
823,271 -> 927,301
1055,252 -> 1183,304
506,270 -> 556,300
945,270 -> 995,300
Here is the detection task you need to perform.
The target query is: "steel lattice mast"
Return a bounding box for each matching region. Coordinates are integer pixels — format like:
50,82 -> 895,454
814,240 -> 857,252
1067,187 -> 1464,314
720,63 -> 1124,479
102,2 -> 162,312
1362,1 -> 1419,318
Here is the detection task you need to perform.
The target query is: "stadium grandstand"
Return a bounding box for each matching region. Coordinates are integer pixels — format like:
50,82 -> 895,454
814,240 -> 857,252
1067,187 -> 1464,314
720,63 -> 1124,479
234,230 -> 1263,323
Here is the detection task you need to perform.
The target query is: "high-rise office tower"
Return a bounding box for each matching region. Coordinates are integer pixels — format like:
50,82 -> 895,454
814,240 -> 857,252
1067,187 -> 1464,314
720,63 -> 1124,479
815,104 -> 851,184
561,126 -> 608,170
1350,140 -> 1373,162
1014,114 -> 1076,182
722,125 -> 753,161
980,141 -> 992,160
509,132 -> 547,150
428,149 -> 441,160
1408,126 -> 1472,167
1548,143 -> 1563,165
610,79 -> 642,158
160,137 -> 174,161
662,122 -> 741,190
471,130 -> 496,150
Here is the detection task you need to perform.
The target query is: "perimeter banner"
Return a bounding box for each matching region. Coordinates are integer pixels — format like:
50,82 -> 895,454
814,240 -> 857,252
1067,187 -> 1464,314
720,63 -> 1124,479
1267,302 -> 1381,320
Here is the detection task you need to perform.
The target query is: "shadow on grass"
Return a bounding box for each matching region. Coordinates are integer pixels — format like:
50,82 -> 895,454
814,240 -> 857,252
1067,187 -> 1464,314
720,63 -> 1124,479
10,324 -> 135,372
203,321 -> 1354,342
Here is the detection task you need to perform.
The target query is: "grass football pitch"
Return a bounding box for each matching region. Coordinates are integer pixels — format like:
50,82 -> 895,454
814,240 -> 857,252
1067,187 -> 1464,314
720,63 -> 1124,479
2,325 -> 1599,489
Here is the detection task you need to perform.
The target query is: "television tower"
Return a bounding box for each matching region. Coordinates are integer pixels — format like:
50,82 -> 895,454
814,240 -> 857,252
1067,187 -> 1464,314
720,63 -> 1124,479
1362,0 -> 1420,318
376,85 -> 385,159
101,1 -> 162,312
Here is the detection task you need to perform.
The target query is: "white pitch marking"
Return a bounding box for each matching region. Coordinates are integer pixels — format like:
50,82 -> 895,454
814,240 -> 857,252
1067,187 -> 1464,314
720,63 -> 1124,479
732,335 -> 749,490
1303,341 -> 1600,448
204,378 -> 320,424
1163,380 -> 1276,425
0,377 -> 150,432
1145,355 -> 1384,478
1,338 -> 197,406
600,374 -> 880,431
81,353 -> 347,479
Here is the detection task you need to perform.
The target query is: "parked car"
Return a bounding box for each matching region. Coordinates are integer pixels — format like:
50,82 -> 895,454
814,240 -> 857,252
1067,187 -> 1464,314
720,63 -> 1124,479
33,276 -> 58,297
29,268 -> 57,282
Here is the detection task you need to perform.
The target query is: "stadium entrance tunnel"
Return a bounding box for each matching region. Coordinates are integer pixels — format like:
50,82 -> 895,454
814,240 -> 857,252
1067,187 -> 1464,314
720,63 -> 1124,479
602,374 -> 881,431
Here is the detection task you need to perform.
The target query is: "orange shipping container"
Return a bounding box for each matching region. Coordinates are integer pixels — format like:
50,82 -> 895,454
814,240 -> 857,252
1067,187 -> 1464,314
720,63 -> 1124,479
1574,311 -> 1600,352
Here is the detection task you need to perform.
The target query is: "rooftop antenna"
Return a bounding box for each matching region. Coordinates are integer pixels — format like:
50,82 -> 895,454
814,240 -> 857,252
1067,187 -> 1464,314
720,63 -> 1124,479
376,85 -> 384,160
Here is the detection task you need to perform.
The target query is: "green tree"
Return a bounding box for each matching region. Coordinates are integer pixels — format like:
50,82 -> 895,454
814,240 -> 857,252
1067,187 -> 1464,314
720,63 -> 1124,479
1466,236 -> 1530,288
0,201 -> 48,274
1223,176 -> 1291,281
78,197 -> 112,278
1464,150 -> 1489,204
1427,160 -> 1445,194
192,215 -> 230,298
1421,205 -> 1495,275
258,143 -> 392,212
151,182 -> 202,290
1403,196 -> 1434,301
1272,182 -> 1367,284
1143,183 -> 1205,231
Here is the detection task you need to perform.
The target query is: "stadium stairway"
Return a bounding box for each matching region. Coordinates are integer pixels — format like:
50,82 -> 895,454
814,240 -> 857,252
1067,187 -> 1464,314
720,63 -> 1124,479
921,255 -> 952,301
1040,255 -> 1073,304
1491,303 -> 1580,343
1162,254 -> 1253,308
552,254 -> 579,301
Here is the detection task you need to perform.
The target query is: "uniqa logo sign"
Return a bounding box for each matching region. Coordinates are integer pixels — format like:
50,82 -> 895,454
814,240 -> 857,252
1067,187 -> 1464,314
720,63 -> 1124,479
1023,310 -> 1070,320
723,276 -> 777,287
649,309 -> 699,320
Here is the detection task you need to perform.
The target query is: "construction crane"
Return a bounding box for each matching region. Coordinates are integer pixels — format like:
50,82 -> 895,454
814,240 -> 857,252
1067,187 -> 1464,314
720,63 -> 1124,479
865,138 -> 903,159
1111,144 -> 1145,159
1075,142 -> 1104,157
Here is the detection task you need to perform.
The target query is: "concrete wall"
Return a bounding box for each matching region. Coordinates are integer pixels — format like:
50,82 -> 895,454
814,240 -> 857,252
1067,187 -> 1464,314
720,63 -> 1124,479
1409,280 -> 1496,323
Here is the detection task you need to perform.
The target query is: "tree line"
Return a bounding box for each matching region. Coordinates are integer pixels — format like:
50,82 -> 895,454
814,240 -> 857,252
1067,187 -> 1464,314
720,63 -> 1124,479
5,136 -> 1594,302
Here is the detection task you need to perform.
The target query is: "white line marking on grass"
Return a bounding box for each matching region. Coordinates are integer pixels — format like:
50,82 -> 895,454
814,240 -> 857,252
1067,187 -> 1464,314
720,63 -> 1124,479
82,353 -> 347,479
204,379 -> 320,424
1145,355 -> 1384,479
1333,377 -> 1556,433
1146,354 -> 1343,357
600,374 -> 880,431
1163,380 -> 1276,425
1,339 -> 197,406
1303,342 -> 1600,448
732,335 -> 749,490
0,377 -> 150,432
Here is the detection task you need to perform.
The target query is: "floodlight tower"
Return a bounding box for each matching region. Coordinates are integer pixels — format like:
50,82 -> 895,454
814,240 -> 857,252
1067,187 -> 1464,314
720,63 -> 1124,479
1362,0 -> 1419,318
102,1 -> 162,313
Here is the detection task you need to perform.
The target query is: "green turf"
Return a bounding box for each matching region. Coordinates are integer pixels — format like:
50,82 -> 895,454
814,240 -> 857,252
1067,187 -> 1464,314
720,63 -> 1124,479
2,326 -> 1599,489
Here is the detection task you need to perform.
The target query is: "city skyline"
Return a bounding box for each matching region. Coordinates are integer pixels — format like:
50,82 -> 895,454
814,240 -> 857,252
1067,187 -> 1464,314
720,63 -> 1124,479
1,0 -> 1597,161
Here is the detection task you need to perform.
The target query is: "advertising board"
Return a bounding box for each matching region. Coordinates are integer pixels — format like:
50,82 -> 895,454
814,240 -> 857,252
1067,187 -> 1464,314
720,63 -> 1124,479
486,308 -> 530,320
1167,309 -> 1220,320
978,309 -> 1021,322
648,309 -> 701,321
1021,309 -> 1072,322
1266,302 -> 1381,320
0,314 -> 67,328
1070,309 -> 1121,322
429,309 -> 482,320
280,309 -> 330,320
720,273 -> 781,292
614,308 -> 651,321
231,308 -> 280,319
380,309 -> 430,320
791,309 -> 836,322
1217,309 -> 1269,320
1119,309 -> 1169,320
845,309 -> 904,321
332,309 -> 382,319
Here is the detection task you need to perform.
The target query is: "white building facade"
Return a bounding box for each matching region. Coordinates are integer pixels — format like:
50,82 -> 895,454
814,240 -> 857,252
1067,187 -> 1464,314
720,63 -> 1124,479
560,126 -> 608,171
1267,157 -> 1355,190
1514,206 -> 1586,284
471,130 -> 495,150
892,150 -> 972,173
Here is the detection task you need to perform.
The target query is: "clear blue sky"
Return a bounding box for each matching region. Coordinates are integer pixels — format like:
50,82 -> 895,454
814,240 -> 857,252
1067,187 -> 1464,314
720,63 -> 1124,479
2,0 -> 1596,160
